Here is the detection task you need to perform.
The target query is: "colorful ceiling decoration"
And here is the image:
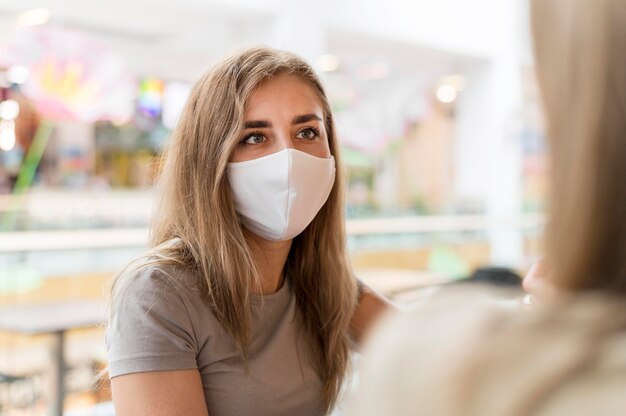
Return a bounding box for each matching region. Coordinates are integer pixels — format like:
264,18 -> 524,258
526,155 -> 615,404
0,25 -> 137,123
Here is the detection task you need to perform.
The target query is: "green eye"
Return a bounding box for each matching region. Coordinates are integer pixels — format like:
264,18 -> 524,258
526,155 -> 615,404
298,128 -> 319,140
242,133 -> 266,145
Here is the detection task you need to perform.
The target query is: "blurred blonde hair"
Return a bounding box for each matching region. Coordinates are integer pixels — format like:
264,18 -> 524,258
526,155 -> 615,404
531,0 -> 626,292
110,46 -> 357,413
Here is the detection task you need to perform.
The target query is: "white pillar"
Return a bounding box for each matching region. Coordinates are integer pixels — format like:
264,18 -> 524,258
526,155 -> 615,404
454,0 -> 525,267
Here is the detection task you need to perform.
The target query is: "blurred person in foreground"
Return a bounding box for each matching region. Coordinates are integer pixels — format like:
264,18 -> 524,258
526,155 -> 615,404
106,47 -> 390,416
347,0 -> 626,415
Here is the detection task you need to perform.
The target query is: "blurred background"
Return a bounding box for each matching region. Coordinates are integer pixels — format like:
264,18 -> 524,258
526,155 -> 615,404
0,0 -> 545,414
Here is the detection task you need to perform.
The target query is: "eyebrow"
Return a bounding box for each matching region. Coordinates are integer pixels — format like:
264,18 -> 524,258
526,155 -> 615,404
242,114 -> 322,129
243,120 -> 271,129
292,114 -> 322,124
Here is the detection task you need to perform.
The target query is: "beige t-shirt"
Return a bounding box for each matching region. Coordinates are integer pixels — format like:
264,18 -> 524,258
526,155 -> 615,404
106,265 -> 324,416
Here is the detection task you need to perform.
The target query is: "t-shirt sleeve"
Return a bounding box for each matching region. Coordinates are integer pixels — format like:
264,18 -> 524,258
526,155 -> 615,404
106,266 -> 199,378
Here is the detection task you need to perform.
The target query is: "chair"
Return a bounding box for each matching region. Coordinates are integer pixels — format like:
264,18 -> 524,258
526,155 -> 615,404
0,372 -> 39,412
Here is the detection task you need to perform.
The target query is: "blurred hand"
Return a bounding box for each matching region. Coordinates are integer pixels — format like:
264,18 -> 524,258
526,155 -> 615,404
523,257 -> 559,303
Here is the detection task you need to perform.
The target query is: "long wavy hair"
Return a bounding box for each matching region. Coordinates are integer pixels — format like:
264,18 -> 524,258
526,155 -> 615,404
109,46 -> 358,413
531,0 -> 626,292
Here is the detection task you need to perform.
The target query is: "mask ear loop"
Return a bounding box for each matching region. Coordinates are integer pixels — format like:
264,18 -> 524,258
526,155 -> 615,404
280,149 -> 295,240
617,70 -> 626,134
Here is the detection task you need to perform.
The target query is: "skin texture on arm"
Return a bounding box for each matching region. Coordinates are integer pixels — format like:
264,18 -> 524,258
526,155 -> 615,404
350,281 -> 396,346
111,369 -> 209,416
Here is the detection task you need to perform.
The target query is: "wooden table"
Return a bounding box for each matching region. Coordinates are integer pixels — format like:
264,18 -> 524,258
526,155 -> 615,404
0,300 -> 105,416
356,268 -> 450,295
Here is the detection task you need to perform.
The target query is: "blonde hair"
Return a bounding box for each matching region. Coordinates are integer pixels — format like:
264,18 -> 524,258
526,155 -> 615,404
531,0 -> 626,293
110,47 -> 357,412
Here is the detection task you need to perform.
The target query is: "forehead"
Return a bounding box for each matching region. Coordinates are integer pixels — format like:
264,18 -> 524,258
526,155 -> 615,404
244,73 -> 324,118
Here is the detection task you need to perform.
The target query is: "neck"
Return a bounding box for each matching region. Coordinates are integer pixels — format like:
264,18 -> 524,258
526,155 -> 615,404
246,231 -> 292,294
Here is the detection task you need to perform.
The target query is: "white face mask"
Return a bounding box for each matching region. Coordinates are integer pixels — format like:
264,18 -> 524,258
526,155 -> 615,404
227,148 -> 336,241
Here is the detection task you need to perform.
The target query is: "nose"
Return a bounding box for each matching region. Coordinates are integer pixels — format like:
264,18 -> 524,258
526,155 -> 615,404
274,130 -> 294,151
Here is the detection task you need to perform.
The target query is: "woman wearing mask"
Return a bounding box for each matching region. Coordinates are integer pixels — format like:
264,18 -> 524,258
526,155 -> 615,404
106,47 -> 390,416
347,0 -> 626,415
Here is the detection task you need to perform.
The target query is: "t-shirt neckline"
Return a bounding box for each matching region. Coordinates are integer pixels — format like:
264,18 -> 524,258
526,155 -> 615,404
250,276 -> 290,304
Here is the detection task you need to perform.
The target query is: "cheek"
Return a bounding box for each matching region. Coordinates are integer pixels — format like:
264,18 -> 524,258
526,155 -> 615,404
321,141 -> 332,158
296,137 -> 331,159
317,128 -> 332,158
230,143 -> 283,162
229,147 -> 245,163
230,146 -> 269,163
322,132 -> 332,157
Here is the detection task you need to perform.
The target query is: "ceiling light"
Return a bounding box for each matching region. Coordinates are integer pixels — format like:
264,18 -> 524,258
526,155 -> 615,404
0,100 -> 20,120
7,65 -> 29,84
0,120 -> 16,152
436,85 -> 457,103
317,54 -> 340,72
17,8 -> 51,27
